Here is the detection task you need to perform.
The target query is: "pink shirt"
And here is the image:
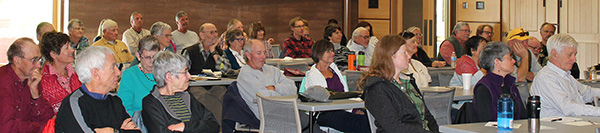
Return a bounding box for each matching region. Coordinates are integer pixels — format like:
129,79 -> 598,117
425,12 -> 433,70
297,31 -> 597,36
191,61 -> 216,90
439,35 -> 466,64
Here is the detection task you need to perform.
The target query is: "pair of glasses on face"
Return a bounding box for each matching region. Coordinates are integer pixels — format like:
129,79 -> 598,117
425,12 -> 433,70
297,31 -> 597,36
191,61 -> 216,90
72,27 -> 84,31
483,31 -> 494,35
294,25 -> 306,28
360,35 -> 370,39
234,38 -> 245,42
19,56 -> 45,65
161,34 -> 173,38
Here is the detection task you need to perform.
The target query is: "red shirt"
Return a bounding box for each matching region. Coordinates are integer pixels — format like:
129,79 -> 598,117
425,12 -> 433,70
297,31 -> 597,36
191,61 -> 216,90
0,65 -> 53,132
455,55 -> 479,75
283,35 -> 313,58
41,63 -> 82,114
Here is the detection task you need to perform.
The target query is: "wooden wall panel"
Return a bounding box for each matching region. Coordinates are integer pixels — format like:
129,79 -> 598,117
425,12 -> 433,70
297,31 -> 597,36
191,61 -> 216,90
358,19 -> 390,39
358,0 -> 390,19
456,0 -> 500,22
468,22 -> 501,41
69,0 -> 344,45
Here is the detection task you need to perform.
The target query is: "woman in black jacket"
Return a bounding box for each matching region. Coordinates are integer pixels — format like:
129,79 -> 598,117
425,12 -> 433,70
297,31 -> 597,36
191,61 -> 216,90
358,35 -> 439,132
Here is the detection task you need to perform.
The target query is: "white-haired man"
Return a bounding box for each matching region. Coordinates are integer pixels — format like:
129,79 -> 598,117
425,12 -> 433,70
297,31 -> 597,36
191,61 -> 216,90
122,12 -> 151,54
172,11 -> 199,55
530,34 -> 600,117
91,19 -> 134,68
347,27 -> 375,66
55,46 -> 138,132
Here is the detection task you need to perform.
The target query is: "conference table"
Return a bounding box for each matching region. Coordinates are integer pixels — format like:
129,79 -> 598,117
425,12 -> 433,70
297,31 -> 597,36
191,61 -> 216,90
420,86 -> 473,101
440,116 -> 600,133
189,76 -> 304,87
297,98 -> 365,133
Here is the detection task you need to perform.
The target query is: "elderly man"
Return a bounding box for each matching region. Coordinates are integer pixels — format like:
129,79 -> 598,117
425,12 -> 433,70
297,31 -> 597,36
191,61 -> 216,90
122,12 -> 151,54
0,38 -> 53,132
172,11 -> 199,55
538,23 -> 556,66
91,19 -> 134,69
282,17 -> 313,58
36,22 -> 55,43
68,19 -> 90,55
506,28 -> 542,82
438,22 -> 470,64
55,46 -> 138,132
347,27 -> 375,66
183,23 -> 224,75
530,34 -> 600,117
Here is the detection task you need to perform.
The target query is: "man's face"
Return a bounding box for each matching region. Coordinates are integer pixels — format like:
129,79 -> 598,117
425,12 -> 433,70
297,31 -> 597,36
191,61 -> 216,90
411,29 -> 423,45
96,53 -> 121,92
527,38 -> 542,56
246,40 -> 266,70
176,15 -> 189,30
103,26 -> 119,41
455,25 -> 471,41
233,22 -> 244,32
37,25 -> 55,42
131,14 -> 144,29
551,46 -> 577,71
479,26 -> 493,41
291,21 -> 305,37
200,25 -> 219,45
16,42 -> 43,77
68,23 -> 84,39
137,50 -> 158,72
354,30 -> 370,46
540,25 -> 556,44
155,29 -> 173,48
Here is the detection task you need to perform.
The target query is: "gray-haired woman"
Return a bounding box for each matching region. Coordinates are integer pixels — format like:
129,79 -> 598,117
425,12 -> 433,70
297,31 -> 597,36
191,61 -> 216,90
142,51 -> 219,132
472,42 -> 527,122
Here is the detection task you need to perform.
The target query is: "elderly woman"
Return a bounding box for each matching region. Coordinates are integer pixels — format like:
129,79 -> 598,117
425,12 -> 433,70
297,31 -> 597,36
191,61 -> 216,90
473,42 -> 527,122
303,39 -> 370,132
359,35 -> 439,132
142,51 -> 219,132
220,29 -> 245,71
406,26 -> 446,67
40,31 -> 82,114
400,32 -> 432,88
324,24 -> 352,71
117,36 -> 160,116
248,21 -> 275,58
449,36 -> 488,87
67,19 -> 90,55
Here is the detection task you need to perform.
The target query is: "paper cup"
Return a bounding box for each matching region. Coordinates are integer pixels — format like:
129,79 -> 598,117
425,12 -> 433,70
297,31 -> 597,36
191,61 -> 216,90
462,73 -> 473,90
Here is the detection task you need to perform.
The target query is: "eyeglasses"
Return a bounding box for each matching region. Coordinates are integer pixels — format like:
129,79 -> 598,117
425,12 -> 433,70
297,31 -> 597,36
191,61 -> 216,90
234,38 -> 245,42
204,30 -> 218,35
294,25 -> 306,28
160,34 -> 173,37
140,56 -> 153,61
460,29 -> 472,33
72,27 -> 84,31
360,35 -> 370,39
19,56 -> 45,65
482,31 -> 494,35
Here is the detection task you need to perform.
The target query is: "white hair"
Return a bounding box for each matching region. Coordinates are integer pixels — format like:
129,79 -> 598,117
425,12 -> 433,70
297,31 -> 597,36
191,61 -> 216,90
406,26 -> 421,33
75,46 -> 115,83
452,22 -> 469,35
152,51 -> 189,88
352,27 -> 369,39
101,19 -> 118,32
150,21 -> 172,36
546,33 -> 578,59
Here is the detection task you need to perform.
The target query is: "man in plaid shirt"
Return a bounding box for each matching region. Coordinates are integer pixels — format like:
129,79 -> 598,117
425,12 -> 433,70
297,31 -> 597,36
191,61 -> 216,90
281,17 -> 313,58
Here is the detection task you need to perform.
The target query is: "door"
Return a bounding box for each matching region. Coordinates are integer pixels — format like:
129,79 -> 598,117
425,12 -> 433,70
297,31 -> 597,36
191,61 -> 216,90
560,0 -> 600,75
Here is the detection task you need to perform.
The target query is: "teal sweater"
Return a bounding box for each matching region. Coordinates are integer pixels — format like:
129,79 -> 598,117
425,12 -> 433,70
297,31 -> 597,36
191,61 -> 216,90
117,65 -> 156,116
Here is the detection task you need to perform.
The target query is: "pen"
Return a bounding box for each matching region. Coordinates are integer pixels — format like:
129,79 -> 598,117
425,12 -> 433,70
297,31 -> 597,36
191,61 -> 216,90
551,118 -> 563,122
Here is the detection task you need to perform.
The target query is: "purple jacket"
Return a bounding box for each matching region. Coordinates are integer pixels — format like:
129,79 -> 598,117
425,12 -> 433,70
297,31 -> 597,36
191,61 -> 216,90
473,71 -> 525,121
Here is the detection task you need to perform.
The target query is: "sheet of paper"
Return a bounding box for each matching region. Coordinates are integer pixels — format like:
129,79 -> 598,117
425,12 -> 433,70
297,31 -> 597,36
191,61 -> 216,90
540,117 -> 582,122
484,122 -> 522,129
562,121 -> 595,126
348,98 -> 363,102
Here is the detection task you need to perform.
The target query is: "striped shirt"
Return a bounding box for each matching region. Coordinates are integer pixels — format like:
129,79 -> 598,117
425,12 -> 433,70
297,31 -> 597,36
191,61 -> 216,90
162,94 -> 192,122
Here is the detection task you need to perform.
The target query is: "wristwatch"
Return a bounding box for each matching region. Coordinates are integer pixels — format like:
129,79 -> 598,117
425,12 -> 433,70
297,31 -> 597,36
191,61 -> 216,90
211,51 -> 219,55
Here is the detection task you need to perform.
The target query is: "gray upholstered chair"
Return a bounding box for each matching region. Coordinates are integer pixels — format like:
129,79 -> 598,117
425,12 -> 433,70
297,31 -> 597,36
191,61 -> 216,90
366,109 -> 377,133
278,62 -> 309,71
421,87 -> 456,125
516,82 -> 530,106
256,93 -> 302,133
438,71 -> 454,87
344,70 -> 364,91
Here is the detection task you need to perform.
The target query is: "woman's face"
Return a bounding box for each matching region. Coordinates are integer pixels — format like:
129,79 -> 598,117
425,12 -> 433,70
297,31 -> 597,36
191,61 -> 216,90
319,49 -> 335,65
256,30 -> 265,39
495,53 -> 516,75
329,29 -> 343,43
171,67 -> 191,92
137,50 -> 158,72
53,43 -> 76,64
392,45 -> 410,73
406,37 -> 419,56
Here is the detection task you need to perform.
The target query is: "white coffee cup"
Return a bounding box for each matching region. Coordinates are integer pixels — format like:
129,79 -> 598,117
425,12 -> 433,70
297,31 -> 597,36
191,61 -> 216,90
462,73 -> 473,90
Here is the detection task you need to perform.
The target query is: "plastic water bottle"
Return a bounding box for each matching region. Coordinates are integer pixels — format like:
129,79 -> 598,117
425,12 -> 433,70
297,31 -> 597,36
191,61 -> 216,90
450,52 -> 457,68
498,94 -> 514,131
358,51 -> 365,66
348,51 -> 356,71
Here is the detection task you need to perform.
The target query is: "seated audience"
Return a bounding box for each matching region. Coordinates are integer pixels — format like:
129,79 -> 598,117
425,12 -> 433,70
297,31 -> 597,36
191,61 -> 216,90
171,11 -> 199,54
473,42 -> 527,122
39,31 -> 82,114
400,32 -> 431,88
359,35 -> 439,132
142,51 -> 219,132
0,38 -> 53,132
118,36 -> 160,116
183,23 -> 224,75
354,21 -> 379,46
530,34 -> 600,117
150,21 -> 175,52
248,21 -> 275,58
219,18 -> 246,50
327,19 -> 348,46
304,39 -> 370,133
438,22 -> 470,64
282,17 -> 313,58
91,19 -> 134,68
36,22 -> 55,43
476,24 -> 494,41
67,19 -> 90,55
406,26 -> 446,67
238,39 -> 322,132
93,19 -> 107,43
347,27 -> 375,66
324,24 -> 351,71
538,23 -> 555,66
220,29 -> 245,71
55,46 -> 138,132
303,26 -> 312,40
122,12 -> 151,54
507,28 -> 542,82
449,36 -> 488,87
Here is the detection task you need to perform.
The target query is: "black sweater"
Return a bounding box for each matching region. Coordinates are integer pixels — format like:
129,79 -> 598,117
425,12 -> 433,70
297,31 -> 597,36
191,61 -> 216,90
362,76 -> 439,133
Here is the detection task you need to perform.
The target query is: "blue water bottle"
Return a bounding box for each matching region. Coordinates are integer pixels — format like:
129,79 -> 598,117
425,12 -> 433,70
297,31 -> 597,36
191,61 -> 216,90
498,94 -> 514,130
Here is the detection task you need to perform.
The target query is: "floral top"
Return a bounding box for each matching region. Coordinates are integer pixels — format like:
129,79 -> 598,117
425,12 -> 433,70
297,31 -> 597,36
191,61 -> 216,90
41,63 -> 81,114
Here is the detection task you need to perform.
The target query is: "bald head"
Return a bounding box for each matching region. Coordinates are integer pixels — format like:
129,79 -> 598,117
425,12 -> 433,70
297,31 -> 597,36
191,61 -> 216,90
199,23 -> 219,45
527,38 -> 542,56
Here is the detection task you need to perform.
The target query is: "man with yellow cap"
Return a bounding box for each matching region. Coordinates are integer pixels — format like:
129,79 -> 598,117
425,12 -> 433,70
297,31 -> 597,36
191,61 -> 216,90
507,28 -> 543,82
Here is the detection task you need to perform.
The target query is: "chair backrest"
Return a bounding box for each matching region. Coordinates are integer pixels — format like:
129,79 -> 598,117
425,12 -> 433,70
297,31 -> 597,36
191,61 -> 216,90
222,81 -> 260,132
344,70 -> 364,91
366,109 -> 377,133
278,62 -> 309,71
438,71 -> 454,87
256,93 -> 302,133
271,44 -> 281,58
421,87 -> 456,125
516,82 -> 530,106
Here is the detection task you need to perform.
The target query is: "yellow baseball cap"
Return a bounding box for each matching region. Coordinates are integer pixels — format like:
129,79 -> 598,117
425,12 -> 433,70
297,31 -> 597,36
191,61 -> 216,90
507,28 -> 532,41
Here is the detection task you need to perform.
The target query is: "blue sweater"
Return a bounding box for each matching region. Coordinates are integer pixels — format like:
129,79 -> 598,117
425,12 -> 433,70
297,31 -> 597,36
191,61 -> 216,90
117,65 -> 157,116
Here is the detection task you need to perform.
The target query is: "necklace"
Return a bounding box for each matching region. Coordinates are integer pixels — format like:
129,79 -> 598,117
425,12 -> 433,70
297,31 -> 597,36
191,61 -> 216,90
139,65 -> 155,82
